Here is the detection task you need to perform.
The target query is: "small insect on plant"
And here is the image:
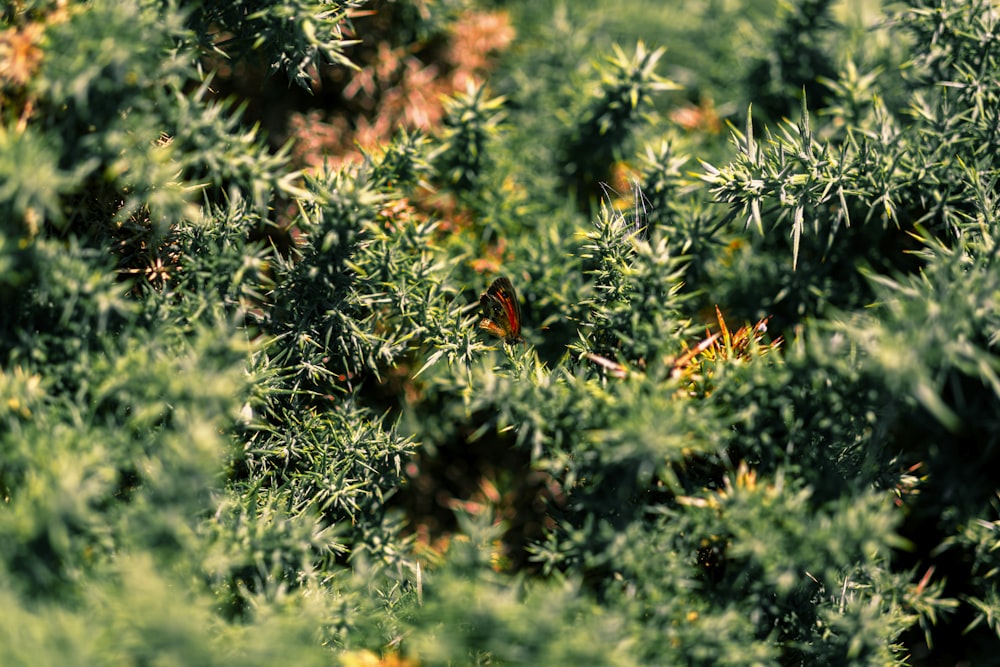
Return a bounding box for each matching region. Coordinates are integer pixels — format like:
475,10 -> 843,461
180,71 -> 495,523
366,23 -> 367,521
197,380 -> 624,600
478,276 -> 524,344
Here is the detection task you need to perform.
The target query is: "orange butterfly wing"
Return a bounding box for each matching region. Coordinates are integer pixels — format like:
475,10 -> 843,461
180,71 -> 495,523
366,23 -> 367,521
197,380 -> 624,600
478,276 -> 523,343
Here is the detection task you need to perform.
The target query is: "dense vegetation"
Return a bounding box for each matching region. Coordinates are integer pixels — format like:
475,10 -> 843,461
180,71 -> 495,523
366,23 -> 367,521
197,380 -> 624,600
2,0 -> 999,664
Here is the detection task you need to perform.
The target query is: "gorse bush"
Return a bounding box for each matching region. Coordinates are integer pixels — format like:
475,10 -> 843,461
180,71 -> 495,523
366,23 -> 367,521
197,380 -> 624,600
2,0 -> 999,665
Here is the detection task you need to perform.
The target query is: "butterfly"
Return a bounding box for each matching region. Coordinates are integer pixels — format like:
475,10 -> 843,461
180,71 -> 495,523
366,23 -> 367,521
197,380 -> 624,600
478,276 -> 524,344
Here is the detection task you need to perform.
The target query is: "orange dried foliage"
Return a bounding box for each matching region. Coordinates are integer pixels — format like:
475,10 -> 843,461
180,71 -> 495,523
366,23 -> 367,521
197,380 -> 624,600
0,22 -> 43,89
339,649 -> 419,667
586,305 -> 783,389
469,236 -> 508,276
290,8 -> 515,171
669,96 -> 722,134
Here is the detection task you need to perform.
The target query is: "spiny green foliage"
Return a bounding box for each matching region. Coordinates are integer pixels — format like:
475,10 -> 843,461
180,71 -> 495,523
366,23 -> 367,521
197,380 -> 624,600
3,0 -> 1000,665
559,41 -> 681,200
186,0 -> 363,90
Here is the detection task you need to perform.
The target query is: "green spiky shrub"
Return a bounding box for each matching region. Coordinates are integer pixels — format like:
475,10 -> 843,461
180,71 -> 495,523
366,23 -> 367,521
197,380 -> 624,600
3,0 -> 1000,666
